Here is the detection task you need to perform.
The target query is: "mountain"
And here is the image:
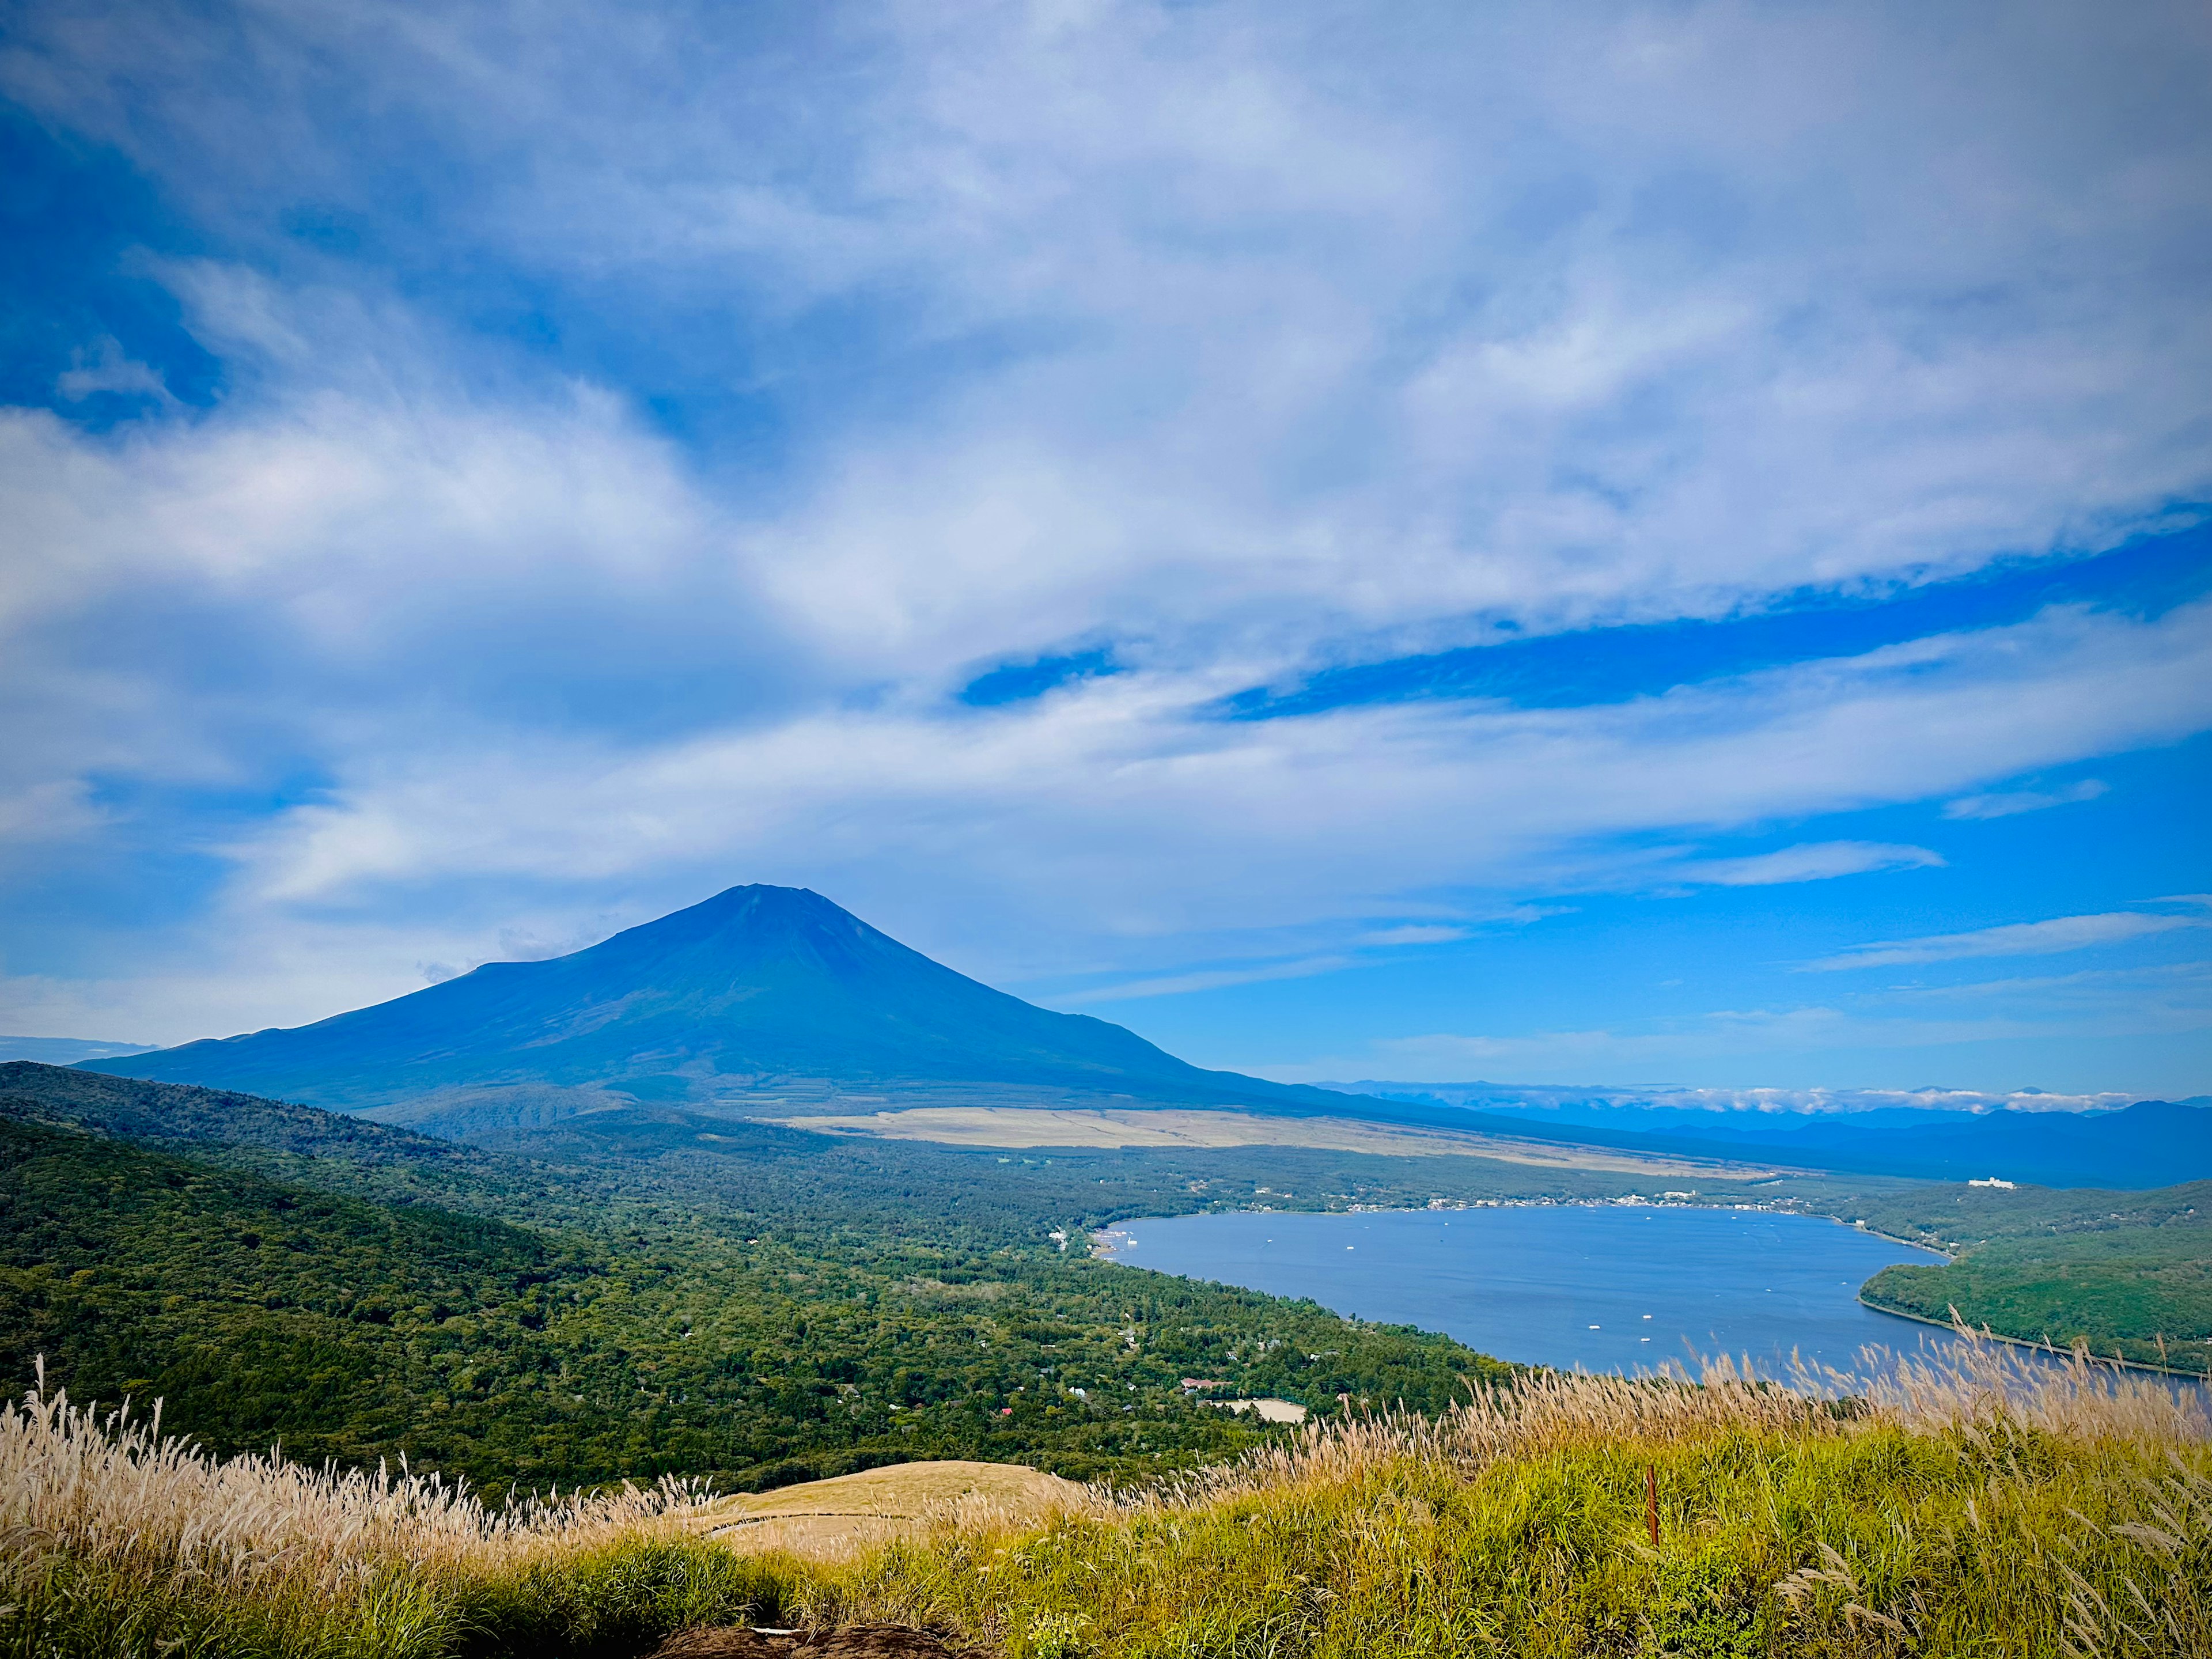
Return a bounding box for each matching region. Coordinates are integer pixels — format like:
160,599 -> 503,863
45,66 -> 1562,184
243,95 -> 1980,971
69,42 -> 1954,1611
81,884 -> 1334,1118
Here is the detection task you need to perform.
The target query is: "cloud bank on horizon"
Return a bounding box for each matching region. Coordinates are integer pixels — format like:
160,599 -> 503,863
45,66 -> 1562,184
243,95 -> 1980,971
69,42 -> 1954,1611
1,0 -> 2206,1097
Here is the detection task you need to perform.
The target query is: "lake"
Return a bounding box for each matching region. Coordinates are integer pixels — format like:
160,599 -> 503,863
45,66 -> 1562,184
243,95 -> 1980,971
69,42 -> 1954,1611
1098,1205 -> 1953,1383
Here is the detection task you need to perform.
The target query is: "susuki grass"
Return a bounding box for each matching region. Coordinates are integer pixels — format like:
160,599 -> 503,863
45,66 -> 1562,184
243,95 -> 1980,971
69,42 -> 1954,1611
0,1358 -> 793,1658
4,1343 -> 2207,1657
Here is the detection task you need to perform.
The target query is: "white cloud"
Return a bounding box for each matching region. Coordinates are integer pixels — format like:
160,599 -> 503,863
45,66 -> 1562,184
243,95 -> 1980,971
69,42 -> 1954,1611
225,596 -> 2212,923
2,585 -> 2193,1040
1358,925 -> 1472,946
1310,1080 -> 2150,1114
1,0 -> 2209,1047
1674,841 -> 1945,888
1056,920 -> 1487,1004
0,779 -> 106,850
55,338 -> 177,406
5,0 -> 2210,682
1058,955 -> 1354,1005
1874,958 -> 2210,1007
1802,911 -> 2205,972
1302,1007 -> 2038,1077
1943,779 -> 2108,819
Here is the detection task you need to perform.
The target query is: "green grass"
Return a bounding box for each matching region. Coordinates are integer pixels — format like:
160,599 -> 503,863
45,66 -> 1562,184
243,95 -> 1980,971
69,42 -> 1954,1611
832,1430 -> 2205,1657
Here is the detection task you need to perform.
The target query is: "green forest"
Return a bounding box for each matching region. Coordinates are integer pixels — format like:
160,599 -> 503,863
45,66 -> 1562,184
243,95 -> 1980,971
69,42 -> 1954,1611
1849,1178 -> 2212,1370
0,1068 -> 1521,1490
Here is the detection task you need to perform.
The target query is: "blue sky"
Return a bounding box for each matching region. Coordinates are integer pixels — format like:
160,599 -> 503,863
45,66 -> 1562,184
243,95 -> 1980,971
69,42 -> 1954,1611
1,0 -> 2208,1100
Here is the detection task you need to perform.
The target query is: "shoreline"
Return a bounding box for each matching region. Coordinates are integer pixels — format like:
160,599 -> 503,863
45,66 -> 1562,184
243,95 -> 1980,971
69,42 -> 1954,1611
1092,1204 -> 2212,1382
1855,1293 -> 2210,1380
1093,1196 -> 1953,1264
1849,1222 -> 1956,1261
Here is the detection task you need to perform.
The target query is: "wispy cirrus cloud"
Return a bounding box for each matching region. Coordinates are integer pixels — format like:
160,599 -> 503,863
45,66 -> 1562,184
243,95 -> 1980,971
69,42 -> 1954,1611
1058,955 -> 1355,1005
1802,911 -> 2204,972
1672,841 -> 1945,888
1291,1006 -> 2038,1077
1943,779 -> 2109,819
1358,925 -> 1473,946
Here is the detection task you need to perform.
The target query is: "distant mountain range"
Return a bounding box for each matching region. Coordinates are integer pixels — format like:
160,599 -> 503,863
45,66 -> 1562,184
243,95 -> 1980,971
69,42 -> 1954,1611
1323,1081 -> 2150,1126
1456,1099 -> 2208,1191
0,1036 -> 155,1065
1335,1082 -> 2212,1190
75,883 -> 2210,1189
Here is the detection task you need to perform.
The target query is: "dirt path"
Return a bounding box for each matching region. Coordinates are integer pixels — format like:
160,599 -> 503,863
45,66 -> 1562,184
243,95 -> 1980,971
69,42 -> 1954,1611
681,1459 -> 1085,1559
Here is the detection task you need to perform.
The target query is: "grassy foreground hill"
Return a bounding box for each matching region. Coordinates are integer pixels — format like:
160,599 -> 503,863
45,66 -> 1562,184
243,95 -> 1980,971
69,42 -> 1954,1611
4,1340 -> 2205,1657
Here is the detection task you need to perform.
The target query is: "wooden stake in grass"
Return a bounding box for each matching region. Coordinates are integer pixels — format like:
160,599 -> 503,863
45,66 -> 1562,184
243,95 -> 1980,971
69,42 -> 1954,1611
1645,1464 -> 1660,1550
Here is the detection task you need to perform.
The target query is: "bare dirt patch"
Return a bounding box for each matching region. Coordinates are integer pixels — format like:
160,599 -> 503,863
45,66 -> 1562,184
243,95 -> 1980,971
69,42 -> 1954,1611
790,1105 -> 1770,1179
684,1460 -> 1084,1559
650,1624 -> 980,1657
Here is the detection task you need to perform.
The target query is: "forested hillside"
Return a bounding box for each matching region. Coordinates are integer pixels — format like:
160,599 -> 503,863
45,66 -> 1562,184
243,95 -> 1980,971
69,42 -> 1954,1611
0,1066 -> 1518,1490
1849,1180 -> 2212,1370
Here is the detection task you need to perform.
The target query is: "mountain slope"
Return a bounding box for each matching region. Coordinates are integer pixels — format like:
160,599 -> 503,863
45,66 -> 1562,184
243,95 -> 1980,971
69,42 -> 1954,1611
83,885 -> 1328,1113
0,1113 -> 583,1471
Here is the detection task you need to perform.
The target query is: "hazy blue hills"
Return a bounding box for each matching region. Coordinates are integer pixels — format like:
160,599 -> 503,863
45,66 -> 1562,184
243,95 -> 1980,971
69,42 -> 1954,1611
0,1035 -> 153,1064
1338,1085 -> 2212,1191
82,884 -> 1335,1118
1645,1097 -> 2212,1190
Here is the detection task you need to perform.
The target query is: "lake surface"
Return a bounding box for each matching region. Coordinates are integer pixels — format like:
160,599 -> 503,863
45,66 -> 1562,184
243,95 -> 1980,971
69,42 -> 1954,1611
1099,1205 -> 1953,1382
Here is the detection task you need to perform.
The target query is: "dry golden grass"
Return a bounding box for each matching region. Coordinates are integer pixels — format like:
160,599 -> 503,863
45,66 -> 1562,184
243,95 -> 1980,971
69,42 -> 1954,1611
0,1361 -> 702,1601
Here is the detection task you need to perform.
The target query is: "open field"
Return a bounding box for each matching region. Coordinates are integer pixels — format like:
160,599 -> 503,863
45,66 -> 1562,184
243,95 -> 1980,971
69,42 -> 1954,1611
791,1106 -> 1773,1179
8,1338 -> 2209,1657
